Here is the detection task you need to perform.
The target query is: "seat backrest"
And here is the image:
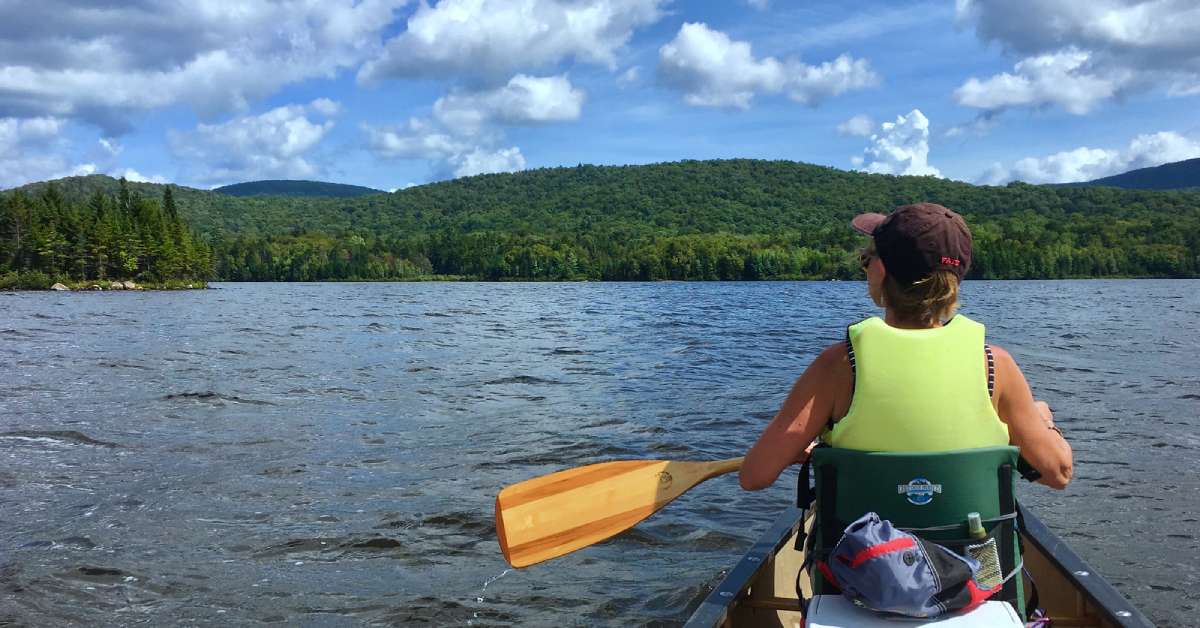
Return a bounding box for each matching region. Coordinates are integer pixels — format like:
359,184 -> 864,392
809,446 -> 1023,614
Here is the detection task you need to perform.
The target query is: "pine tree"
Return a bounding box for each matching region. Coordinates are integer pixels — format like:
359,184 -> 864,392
118,177 -> 131,217
2,193 -> 33,270
162,185 -> 177,220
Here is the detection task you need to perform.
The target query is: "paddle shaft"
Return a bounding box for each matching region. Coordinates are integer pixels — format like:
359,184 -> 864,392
496,456 -> 744,567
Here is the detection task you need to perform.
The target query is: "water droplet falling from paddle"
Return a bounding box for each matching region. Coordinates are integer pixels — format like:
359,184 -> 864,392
469,568 -> 514,625
476,568 -> 512,603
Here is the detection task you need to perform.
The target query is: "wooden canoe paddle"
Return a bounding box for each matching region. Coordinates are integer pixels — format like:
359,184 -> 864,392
495,456 -> 744,568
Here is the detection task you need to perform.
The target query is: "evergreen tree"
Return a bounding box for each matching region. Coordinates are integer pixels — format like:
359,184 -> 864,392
118,176 -> 132,216
1,193 -> 33,270
162,185 -> 177,220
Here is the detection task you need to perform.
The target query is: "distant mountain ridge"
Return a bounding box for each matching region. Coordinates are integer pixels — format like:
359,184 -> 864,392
1071,157 -> 1200,190
214,180 -> 384,198
8,161 -> 1200,242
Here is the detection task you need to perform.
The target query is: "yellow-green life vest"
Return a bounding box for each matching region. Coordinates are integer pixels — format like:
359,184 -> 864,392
826,315 -> 1009,451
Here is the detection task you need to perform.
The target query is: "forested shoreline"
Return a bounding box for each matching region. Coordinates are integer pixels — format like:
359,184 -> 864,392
4,160 -> 1199,286
0,178 -> 212,289
213,214 -> 1192,282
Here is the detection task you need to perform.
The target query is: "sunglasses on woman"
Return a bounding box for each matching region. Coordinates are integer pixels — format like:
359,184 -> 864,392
858,246 -> 876,271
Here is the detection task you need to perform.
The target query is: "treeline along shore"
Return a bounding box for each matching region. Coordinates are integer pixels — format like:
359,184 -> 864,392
3,160 -> 1199,286
1,178 -> 212,290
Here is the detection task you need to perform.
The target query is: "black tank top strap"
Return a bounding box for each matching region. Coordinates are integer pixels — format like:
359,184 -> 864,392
829,325 -> 857,432
845,326 -> 857,384
984,343 -> 995,399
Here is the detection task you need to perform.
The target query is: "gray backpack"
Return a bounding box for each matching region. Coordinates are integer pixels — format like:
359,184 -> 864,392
822,512 -> 999,618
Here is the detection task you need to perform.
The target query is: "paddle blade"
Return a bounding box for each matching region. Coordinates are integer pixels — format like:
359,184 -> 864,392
495,457 -> 741,568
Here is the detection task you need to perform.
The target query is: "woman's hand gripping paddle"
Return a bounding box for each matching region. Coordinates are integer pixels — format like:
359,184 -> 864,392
495,457 -> 744,568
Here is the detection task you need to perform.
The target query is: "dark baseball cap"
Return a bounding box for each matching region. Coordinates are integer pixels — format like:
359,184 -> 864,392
851,202 -> 972,284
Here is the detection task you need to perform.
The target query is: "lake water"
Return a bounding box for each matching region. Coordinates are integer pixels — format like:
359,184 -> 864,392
1,281 -> 1197,627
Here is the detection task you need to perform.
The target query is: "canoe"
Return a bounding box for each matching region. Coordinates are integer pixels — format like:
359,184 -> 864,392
685,504 -> 1153,627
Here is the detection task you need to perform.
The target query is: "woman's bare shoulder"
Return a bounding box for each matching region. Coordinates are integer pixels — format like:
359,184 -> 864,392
809,340 -> 853,394
988,344 -> 1033,399
788,340 -> 851,389
814,339 -> 850,367
988,344 -> 1019,370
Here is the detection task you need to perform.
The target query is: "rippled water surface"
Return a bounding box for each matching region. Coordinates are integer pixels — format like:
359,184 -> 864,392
1,281 -> 1197,626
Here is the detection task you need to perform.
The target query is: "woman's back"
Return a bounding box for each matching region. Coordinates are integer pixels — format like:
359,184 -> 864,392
828,315 -> 1009,452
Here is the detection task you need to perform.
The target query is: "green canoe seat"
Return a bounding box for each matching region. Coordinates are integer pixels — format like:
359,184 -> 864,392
802,445 -> 1025,616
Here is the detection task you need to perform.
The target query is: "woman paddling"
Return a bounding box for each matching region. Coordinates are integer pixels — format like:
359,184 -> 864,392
739,202 -> 1073,491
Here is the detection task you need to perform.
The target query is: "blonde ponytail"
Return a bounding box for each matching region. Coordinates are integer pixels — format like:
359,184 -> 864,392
881,270 -> 960,325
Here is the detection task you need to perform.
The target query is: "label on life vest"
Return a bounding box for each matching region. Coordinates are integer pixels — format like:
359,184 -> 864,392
898,478 -> 943,505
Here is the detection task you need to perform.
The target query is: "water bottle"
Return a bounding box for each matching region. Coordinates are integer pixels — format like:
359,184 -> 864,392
966,511 -> 1002,589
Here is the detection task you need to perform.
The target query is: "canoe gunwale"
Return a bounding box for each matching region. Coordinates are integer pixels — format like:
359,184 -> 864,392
683,504 -> 1154,628
1016,504 -> 1154,627
683,506 -> 802,628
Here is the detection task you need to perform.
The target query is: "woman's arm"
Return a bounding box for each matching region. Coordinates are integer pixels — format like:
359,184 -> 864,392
992,345 -> 1074,489
740,342 -> 850,491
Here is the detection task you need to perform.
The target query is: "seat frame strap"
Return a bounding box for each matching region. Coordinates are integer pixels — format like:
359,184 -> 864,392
997,464 -> 1018,607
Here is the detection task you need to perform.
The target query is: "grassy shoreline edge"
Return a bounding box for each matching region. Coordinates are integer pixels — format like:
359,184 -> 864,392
1,271 -> 208,291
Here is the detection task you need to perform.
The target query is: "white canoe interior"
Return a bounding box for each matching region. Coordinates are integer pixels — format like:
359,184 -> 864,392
685,506 -> 1151,628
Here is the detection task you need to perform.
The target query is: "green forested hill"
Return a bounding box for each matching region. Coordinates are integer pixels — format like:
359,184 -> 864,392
4,160 -> 1200,282
1074,158 -> 1200,190
214,180 -> 384,198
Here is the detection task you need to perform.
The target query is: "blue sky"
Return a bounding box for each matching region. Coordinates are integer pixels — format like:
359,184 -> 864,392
2,0 -> 1198,191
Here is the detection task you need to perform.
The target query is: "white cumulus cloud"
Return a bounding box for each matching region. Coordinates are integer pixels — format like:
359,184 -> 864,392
0,117 -> 97,189
657,22 -> 878,109
433,74 -> 585,135
450,147 -> 527,178
0,117 -> 63,153
365,116 -> 523,179
169,101 -> 339,187
0,155 -> 99,189
309,98 -> 343,117
956,0 -> 1200,63
0,117 -> 175,188
0,0 -> 405,134
955,0 -> 1200,114
114,168 -> 168,184
979,131 -> 1200,184
367,74 -> 578,180
366,118 -> 473,161
837,114 -> 874,137
66,163 -> 98,178
98,138 -> 122,157
358,0 -> 667,83
954,49 -> 1131,115
856,109 -> 940,177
